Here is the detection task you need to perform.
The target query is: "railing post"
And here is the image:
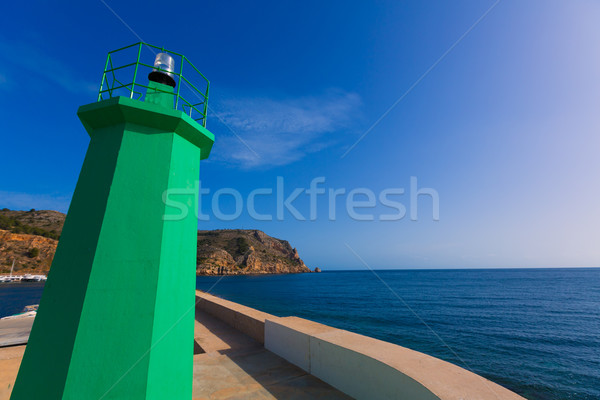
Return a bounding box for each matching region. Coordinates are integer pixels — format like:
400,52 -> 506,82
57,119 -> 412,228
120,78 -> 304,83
130,43 -> 142,99
203,82 -> 210,128
98,53 -> 111,101
175,56 -> 184,111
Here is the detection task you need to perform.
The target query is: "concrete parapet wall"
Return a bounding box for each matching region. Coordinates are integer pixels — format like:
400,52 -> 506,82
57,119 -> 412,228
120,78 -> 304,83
197,291 -> 525,400
265,317 -> 525,400
195,291 -> 274,343
310,330 -> 440,400
265,317 -> 335,372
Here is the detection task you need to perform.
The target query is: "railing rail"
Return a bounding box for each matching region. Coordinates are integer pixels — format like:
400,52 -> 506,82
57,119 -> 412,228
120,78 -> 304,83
97,42 -> 210,127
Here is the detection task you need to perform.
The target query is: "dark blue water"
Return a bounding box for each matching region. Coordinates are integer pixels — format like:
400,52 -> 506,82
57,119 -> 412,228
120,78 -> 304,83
0,282 -> 45,318
196,269 -> 600,400
2,269 -> 598,399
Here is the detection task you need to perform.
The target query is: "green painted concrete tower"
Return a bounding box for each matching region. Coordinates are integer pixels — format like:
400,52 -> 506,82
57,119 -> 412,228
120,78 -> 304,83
11,43 -> 214,400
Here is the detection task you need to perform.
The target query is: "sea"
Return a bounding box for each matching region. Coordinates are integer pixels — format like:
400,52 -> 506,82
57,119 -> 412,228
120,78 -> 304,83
2,268 -> 599,400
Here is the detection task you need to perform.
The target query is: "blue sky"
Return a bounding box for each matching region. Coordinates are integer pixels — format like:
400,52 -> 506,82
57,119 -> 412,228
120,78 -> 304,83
1,1 -> 599,269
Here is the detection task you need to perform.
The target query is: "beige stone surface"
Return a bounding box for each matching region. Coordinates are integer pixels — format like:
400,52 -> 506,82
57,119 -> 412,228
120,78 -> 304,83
196,290 -> 275,343
0,291 -> 525,400
265,317 -> 337,372
0,301 -> 351,400
310,328 -> 525,400
270,317 -> 337,336
0,317 -> 34,347
0,345 -> 24,400
192,310 -> 352,400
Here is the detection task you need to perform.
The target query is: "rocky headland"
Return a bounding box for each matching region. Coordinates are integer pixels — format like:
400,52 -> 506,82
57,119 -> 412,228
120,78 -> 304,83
197,229 -> 311,275
0,209 -> 313,275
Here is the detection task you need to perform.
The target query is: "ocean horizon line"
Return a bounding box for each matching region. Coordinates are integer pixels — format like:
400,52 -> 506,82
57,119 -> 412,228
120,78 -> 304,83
318,266 -> 600,272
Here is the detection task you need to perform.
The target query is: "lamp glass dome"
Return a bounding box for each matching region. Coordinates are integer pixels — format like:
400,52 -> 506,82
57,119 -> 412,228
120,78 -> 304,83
153,53 -> 175,77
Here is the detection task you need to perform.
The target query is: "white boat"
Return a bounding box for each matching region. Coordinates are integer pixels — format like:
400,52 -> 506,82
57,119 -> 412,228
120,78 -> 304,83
0,275 -> 21,283
21,274 -> 46,282
0,260 -> 46,283
0,260 -> 19,282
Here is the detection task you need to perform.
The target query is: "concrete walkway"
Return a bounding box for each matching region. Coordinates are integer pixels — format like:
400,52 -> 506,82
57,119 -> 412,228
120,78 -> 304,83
0,308 -> 351,400
0,345 -> 23,400
193,308 -> 352,400
0,316 -> 34,348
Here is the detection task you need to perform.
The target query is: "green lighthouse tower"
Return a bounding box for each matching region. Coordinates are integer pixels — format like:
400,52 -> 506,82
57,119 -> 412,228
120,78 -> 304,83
11,43 -> 214,399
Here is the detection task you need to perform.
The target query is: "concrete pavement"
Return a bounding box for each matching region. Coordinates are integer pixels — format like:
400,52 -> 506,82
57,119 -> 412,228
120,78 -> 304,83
0,308 -> 351,400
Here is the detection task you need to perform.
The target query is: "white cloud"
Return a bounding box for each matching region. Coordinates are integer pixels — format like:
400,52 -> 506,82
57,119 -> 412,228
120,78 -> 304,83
0,192 -> 72,213
210,90 -> 362,168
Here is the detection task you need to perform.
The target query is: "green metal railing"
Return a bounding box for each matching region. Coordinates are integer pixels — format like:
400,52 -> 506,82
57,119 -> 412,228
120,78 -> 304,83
97,42 -> 210,127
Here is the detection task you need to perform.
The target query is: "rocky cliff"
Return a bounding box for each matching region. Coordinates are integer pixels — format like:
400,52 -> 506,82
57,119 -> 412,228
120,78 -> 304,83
0,209 -> 63,273
0,209 -> 312,275
0,230 -> 57,273
197,229 -> 311,275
